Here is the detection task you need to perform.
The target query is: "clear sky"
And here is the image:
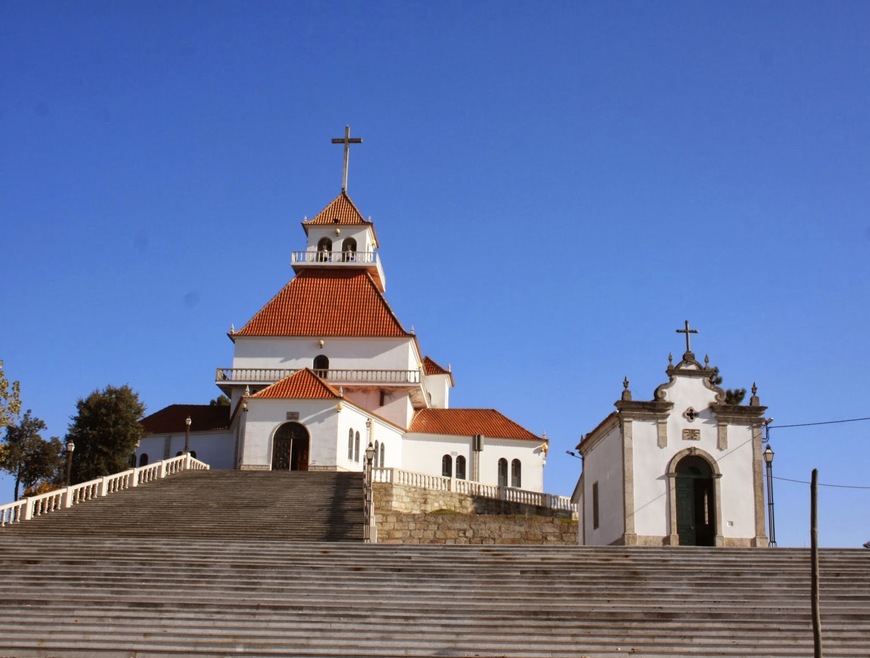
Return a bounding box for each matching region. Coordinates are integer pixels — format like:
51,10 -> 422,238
2,1 -> 869,548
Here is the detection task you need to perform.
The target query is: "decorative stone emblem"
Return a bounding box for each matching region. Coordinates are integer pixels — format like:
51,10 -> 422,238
682,429 -> 701,441
683,407 -> 699,422
286,411 -> 300,421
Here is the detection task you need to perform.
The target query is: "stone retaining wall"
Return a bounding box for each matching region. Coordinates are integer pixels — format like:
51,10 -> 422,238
373,482 -> 578,545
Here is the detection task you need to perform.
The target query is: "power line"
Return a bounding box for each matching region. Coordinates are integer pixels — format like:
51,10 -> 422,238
770,416 -> 870,429
773,476 -> 870,490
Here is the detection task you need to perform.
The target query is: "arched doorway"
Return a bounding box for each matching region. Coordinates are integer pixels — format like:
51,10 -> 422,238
271,422 -> 310,471
675,455 -> 716,546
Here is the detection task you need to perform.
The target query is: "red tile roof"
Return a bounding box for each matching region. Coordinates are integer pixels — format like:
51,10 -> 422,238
409,409 -> 541,441
423,356 -> 450,376
303,192 -> 373,228
236,270 -> 410,337
250,369 -> 342,400
141,404 -> 230,435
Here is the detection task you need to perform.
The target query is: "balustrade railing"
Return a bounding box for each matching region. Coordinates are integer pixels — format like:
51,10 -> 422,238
216,367 -> 421,385
291,250 -> 378,265
0,454 -> 209,527
372,467 -> 576,514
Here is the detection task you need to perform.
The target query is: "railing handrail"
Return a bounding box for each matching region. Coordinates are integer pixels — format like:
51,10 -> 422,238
0,454 -> 209,527
372,467 -> 577,514
216,367 -> 422,385
291,250 -> 379,265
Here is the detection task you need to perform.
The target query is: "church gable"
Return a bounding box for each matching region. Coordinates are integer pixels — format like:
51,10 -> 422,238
235,270 -> 410,338
250,369 -> 342,400
302,191 -> 374,230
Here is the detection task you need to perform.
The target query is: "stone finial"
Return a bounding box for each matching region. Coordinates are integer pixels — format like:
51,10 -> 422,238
244,385 -> 251,397
621,376 -> 632,401
750,382 -> 760,406
230,323 -> 235,334
704,354 -> 710,368
668,353 -> 673,367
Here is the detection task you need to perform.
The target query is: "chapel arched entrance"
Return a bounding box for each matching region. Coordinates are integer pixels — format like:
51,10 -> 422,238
271,422 -> 310,471
675,455 -> 716,546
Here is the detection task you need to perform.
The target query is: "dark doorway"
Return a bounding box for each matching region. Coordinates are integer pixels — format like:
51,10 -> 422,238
675,455 -> 715,546
271,422 -> 310,471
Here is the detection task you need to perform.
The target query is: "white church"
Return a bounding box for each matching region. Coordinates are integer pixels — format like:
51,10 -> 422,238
138,129 -> 548,492
573,326 -> 770,547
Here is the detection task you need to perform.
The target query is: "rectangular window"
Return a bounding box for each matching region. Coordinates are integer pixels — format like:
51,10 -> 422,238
592,481 -> 600,530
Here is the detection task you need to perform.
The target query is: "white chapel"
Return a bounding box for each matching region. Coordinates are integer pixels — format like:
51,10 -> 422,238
574,324 -> 769,547
138,129 -> 547,491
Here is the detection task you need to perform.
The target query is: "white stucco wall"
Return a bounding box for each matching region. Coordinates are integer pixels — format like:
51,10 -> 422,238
136,431 -> 236,470
231,337 -> 418,372
580,424 -> 625,546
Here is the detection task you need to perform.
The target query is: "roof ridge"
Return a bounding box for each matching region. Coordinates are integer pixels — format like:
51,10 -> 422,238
250,368 -> 343,400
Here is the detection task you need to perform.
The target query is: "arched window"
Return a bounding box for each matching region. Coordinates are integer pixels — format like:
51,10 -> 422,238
313,354 -> 329,378
455,455 -> 466,480
374,440 -> 380,468
341,238 -> 357,262
442,454 -> 453,477
511,459 -> 522,488
348,429 -> 354,461
354,431 -> 360,463
498,458 -> 508,487
138,453 -> 149,467
190,451 -> 198,459
379,443 -> 385,468
317,237 -> 332,261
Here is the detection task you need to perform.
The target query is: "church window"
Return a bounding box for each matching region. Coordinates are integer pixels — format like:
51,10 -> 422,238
348,429 -> 354,460
354,431 -> 360,463
341,238 -> 357,262
441,454 -> 452,477
455,455 -> 466,480
592,481 -> 600,530
374,440 -> 380,467
190,451 -> 197,459
379,443 -> 385,468
313,355 -> 329,377
317,237 -> 332,261
498,458 -> 508,487
138,453 -> 149,467
511,459 -> 522,488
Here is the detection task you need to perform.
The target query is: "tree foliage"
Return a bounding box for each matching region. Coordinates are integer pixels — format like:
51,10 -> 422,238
0,410 -> 63,500
209,394 -> 230,407
66,385 -> 146,484
709,367 -> 746,405
0,360 -> 22,429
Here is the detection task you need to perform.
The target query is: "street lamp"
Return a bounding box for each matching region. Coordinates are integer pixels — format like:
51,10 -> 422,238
184,416 -> 192,454
65,439 -> 75,488
364,441 -> 376,543
763,444 -> 776,547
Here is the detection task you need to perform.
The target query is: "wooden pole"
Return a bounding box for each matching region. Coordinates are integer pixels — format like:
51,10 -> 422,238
811,468 -> 823,658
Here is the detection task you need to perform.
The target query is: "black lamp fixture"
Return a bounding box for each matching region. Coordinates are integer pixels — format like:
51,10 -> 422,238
65,439 -> 75,487
763,444 -> 776,547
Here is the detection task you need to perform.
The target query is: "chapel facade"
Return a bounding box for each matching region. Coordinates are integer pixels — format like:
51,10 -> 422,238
573,331 -> 769,548
138,131 -> 547,491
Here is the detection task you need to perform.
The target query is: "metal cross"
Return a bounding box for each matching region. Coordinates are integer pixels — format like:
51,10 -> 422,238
331,125 -> 363,192
676,320 -> 698,354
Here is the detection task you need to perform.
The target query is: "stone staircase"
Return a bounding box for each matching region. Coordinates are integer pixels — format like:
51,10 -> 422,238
2,470 -> 365,542
0,471 -> 868,657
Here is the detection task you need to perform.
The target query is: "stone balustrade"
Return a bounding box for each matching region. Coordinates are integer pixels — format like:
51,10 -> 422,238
216,367 -> 422,385
0,454 -> 209,527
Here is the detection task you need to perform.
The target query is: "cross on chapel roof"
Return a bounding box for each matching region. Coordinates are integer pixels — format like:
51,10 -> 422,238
331,125 -> 363,193
676,320 -> 698,359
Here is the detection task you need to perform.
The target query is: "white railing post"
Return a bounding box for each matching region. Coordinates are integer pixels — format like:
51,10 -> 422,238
63,486 -> 74,508
159,461 -> 167,479
130,467 -> 138,487
23,499 -> 33,521
99,477 -> 108,497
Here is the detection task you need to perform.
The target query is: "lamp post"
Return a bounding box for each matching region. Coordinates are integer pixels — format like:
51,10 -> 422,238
364,440 -> 376,543
763,444 -> 776,547
184,416 -> 192,455
65,439 -> 75,488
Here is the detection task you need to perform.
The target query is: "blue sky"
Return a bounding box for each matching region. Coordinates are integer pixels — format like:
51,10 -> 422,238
2,1 -> 869,547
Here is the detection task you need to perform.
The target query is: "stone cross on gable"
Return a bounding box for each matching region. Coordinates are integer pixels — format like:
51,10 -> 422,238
331,125 -> 363,192
676,320 -> 698,357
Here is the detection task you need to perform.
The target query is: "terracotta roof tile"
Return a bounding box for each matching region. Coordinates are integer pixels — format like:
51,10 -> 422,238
409,409 -> 541,441
141,404 -> 230,435
423,356 -> 450,376
250,369 -> 342,400
303,192 -> 372,227
236,270 -> 410,337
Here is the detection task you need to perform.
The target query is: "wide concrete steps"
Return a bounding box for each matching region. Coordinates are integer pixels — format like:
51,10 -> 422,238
4,470 -> 365,542
0,536 -> 867,657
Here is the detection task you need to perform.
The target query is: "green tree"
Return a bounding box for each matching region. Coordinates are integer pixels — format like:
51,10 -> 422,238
0,360 -> 22,429
0,410 -> 63,500
710,367 -> 746,405
209,394 -> 230,406
66,385 -> 146,484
